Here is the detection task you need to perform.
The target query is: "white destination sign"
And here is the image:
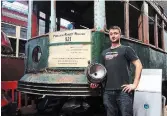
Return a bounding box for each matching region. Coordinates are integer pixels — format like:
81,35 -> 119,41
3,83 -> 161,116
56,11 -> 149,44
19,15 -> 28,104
49,29 -> 91,43
48,29 -> 91,67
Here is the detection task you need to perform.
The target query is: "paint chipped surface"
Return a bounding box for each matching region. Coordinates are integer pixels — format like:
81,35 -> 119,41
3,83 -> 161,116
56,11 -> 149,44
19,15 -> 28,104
20,73 -> 88,84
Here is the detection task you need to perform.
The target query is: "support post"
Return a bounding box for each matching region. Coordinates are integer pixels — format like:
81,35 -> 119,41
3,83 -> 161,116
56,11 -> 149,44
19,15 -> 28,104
124,0 -> 129,38
50,0 -> 57,32
16,26 -> 20,57
138,14 -> 143,41
154,14 -> 158,48
142,1 -> 149,44
94,0 -> 106,31
27,0 -> 33,39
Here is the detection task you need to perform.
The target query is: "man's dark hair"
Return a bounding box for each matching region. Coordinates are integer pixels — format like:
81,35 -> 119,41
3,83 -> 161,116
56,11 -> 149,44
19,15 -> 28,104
109,26 -> 121,34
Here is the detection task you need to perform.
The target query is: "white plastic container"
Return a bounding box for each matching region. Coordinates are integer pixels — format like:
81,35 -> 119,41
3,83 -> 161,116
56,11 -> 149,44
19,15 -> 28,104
133,69 -> 162,116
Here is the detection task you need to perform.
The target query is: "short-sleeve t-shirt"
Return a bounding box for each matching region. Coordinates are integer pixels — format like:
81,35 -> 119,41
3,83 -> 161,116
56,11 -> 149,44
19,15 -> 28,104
101,45 -> 139,90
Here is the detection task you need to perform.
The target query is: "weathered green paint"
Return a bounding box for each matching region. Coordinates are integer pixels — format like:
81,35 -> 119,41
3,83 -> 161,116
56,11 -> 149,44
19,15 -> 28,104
91,32 -> 106,63
149,49 -> 167,80
122,40 -> 167,81
23,32 -> 106,85
20,72 -> 88,84
25,36 -> 49,72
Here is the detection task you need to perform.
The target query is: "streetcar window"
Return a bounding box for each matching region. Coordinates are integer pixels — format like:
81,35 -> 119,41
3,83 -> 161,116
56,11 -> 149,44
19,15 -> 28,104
32,46 -> 42,63
129,1 -> 142,39
148,5 -> 156,46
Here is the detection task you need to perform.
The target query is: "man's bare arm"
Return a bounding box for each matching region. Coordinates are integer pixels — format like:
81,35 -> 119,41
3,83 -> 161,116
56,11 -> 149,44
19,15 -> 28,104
122,59 -> 142,92
132,59 -> 143,88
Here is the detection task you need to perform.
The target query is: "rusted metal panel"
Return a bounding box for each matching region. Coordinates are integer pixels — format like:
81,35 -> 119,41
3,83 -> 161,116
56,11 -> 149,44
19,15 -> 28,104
26,36 -> 49,72
154,14 -> 158,48
124,0 -> 129,38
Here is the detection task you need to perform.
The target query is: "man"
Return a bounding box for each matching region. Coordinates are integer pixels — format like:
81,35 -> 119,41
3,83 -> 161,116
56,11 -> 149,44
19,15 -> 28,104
90,26 -> 143,116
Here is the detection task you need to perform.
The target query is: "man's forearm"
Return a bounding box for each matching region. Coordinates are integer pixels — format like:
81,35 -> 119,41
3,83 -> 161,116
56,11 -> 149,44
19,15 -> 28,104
133,60 -> 143,88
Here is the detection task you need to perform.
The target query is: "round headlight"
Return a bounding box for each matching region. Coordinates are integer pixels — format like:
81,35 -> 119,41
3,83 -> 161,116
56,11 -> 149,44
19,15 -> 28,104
86,63 -> 107,83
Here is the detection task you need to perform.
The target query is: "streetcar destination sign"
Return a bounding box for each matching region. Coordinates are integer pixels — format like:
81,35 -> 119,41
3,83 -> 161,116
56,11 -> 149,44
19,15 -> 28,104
48,29 -> 91,68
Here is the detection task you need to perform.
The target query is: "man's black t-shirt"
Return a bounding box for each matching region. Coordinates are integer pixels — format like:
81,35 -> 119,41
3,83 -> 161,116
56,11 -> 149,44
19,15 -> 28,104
101,45 -> 139,90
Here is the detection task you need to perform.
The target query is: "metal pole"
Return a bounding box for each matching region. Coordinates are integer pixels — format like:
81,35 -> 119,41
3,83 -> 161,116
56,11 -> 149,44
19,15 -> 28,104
16,26 -> 20,57
50,0 -> 57,32
27,0 -> 33,39
94,0 -> 106,31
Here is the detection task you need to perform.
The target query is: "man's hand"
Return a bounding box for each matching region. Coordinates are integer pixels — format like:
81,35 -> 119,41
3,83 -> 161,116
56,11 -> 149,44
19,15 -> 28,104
121,84 -> 137,93
90,83 -> 99,89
